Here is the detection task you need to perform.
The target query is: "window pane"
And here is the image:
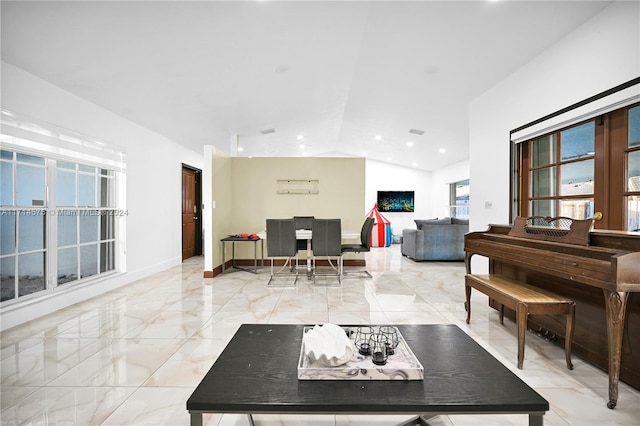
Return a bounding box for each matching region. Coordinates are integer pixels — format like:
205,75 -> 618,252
58,247 -> 78,285
561,121 -> 595,161
531,199 -> 555,217
560,198 -> 594,219
629,105 -> 640,148
531,167 -> 556,197
531,134 -> 556,167
560,159 -> 594,196
58,161 -> 76,170
1,213 -> 16,255
79,165 -> 95,173
0,150 -> 13,160
16,164 -> 45,206
628,150 -> 640,192
79,213 -> 98,243
16,153 -> 45,165
18,212 -> 45,252
99,176 -> 114,207
18,252 -> 45,297
1,256 -> 15,301
628,196 -> 640,232
56,169 -> 76,207
1,161 -> 13,205
100,241 -> 115,273
78,174 -> 96,207
80,244 -> 98,279
58,213 -> 77,247
100,214 -> 114,240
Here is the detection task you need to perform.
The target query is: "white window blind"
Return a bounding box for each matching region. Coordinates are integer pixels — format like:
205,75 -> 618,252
511,80 -> 640,144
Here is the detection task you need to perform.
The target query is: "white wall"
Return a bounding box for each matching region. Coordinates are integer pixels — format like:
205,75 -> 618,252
365,160 -> 470,236
468,1 -> 640,272
365,159 -> 433,234
1,62 -> 204,329
431,159 -> 470,218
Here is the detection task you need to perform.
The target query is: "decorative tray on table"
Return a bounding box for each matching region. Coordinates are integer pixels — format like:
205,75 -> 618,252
297,325 -> 424,380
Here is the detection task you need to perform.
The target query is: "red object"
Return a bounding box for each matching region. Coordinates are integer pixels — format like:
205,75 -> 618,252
366,204 -> 392,247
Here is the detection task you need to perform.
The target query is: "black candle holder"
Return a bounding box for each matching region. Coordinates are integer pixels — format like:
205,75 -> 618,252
380,326 -> 399,355
370,333 -> 388,366
354,326 -> 375,356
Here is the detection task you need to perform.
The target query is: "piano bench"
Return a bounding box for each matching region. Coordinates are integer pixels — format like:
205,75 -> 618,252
465,274 -> 575,370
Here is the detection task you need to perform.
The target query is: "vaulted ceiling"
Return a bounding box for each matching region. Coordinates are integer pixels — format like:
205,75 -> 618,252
1,1 -> 613,171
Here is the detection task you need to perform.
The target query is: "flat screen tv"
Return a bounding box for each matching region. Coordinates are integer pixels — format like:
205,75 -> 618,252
377,190 -> 414,213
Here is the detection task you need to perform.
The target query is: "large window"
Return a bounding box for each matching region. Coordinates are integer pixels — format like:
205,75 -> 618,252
515,102 -> 639,232
0,111 -> 125,305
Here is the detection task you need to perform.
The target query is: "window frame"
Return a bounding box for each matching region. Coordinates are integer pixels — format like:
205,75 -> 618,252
512,102 -> 640,231
1,110 -> 126,306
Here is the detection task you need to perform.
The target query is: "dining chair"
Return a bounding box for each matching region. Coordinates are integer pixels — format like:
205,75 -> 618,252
293,216 -> 314,269
340,217 -> 375,278
311,218 -> 342,285
265,218 -> 298,286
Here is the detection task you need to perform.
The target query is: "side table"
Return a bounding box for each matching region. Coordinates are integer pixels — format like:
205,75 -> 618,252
221,236 -> 264,274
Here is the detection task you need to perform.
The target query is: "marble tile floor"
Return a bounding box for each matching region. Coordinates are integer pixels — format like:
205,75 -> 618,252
1,245 -> 639,425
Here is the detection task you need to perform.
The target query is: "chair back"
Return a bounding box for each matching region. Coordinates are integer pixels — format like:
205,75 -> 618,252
266,219 -> 297,257
312,219 -> 341,256
361,217 -> 375,249
293,216 -> 314,230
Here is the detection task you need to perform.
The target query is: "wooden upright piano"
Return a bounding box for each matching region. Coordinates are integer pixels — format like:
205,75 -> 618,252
465,224 -> 640,409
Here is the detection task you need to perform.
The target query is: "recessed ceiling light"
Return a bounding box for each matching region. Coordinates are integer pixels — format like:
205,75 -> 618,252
412,162 -> 417,167
439,148 -> 446,154
387,157 -> 392,162
297,134 -> 304,140
299,144 -> 305,149
362,152 -> 367,156
375,135 -> 382,141
237,147 -> 244,152
406,141 -> 414,147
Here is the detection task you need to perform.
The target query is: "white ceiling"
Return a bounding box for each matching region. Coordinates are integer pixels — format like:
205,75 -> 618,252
1,1 -> 613,171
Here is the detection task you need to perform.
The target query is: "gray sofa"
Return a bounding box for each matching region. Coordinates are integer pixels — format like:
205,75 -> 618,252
401,217 -> 469,261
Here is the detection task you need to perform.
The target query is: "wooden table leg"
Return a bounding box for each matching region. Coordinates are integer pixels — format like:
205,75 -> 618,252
603,289 -> 629,409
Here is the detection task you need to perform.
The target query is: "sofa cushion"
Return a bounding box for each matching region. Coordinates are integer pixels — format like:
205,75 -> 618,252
451,217 -> 469,225
415,217 -> 451,229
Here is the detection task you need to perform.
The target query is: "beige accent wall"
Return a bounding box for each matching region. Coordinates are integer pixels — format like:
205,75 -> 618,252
210,156 -> 366,265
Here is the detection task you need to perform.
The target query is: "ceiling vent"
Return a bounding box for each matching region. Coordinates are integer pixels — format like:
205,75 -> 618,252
261,128 -> 276,135
409,128 -> 425,136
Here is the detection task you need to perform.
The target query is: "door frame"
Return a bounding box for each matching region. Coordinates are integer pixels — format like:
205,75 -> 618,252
182,164 -> 203,258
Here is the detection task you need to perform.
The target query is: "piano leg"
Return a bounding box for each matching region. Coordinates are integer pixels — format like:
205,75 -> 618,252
603,289 -> 629,409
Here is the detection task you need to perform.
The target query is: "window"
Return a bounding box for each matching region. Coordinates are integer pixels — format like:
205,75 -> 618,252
514,102 -> 639,231
449,180 -> 469,219
0,151 -> 47,302
55,163 -> 117,285
528,121 -> 595,220
0,110 -> 126,305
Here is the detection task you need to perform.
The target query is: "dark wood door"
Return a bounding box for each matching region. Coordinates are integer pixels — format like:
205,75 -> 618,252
182,167 -> 197,260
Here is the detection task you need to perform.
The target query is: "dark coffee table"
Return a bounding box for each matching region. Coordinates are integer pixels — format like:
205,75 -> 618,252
187,324 -> 548,426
